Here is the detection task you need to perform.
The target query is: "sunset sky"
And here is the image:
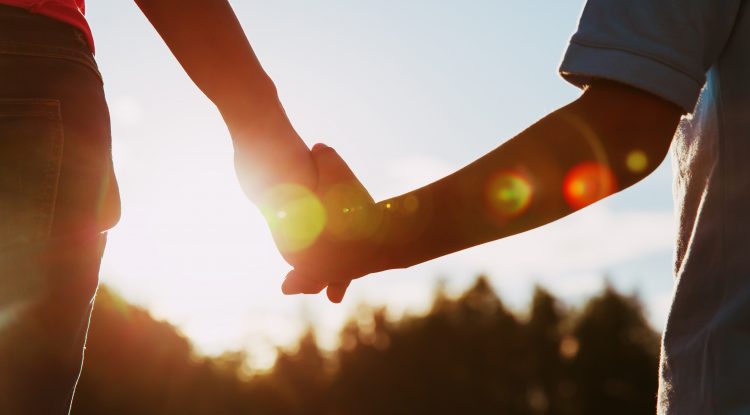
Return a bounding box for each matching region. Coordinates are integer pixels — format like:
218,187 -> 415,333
89,0 -> 676,368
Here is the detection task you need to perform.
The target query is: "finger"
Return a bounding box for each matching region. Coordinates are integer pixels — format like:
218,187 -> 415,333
282,270 -> 326,295
326,281 -> 351,304
282,278 -> 325,295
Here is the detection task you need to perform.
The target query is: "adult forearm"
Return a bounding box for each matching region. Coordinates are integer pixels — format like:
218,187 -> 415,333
135,0 -> 315,196
135,0 -> 282,131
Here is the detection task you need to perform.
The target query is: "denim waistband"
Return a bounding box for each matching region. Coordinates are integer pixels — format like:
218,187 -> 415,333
0,4 -> 101,82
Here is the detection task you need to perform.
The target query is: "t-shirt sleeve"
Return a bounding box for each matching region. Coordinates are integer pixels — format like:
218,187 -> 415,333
559,0 -> 742,113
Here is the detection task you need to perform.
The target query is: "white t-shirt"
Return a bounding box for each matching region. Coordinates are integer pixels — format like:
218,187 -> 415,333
560,1 -> 748,413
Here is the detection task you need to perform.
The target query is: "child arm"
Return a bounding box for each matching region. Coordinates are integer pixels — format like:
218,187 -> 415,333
283,80 -> 682,298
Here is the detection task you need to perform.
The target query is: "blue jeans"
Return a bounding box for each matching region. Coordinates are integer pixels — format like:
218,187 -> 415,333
0,5 -> 120,414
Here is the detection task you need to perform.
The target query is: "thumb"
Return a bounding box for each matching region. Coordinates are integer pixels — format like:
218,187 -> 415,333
311,144 -> 359,190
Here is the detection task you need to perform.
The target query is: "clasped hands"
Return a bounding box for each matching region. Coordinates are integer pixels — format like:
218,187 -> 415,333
256,143 -> 387,303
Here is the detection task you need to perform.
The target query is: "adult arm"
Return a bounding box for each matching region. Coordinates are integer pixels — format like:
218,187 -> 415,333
133,0 -> 315,197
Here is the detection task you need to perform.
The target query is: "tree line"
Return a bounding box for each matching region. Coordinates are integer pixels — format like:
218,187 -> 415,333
73,276 -> 660,415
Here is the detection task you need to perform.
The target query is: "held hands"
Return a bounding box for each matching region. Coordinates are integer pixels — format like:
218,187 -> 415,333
225,93 -> 386,303
258,144 -> 385,303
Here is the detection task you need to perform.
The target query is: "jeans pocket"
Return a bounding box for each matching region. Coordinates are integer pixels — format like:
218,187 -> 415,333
0,98 -> 64,252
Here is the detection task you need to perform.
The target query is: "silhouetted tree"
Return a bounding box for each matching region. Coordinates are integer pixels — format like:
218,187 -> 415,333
524,286 -> 566,414
73,277 -> 662,415
73,287 -> 248,415
334,277 -> 529,415
250,329 -> 330,415
565,284 -> 660,414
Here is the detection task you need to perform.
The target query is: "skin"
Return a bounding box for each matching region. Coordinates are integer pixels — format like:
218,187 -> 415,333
134,0 -> 317,199
281,80 -> 683,302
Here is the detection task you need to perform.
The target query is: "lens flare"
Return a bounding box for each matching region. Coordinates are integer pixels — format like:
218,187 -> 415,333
323,182 -> 380,241
260,183 -> 326,252
626,150 -> 648,173
563,162 -> 617,210
485,171 -> 533,218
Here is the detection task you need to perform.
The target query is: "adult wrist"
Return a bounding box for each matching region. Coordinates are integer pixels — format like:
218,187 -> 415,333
226,107 -> 316,203
211,72 -> 282,133
221,93 -> 287,141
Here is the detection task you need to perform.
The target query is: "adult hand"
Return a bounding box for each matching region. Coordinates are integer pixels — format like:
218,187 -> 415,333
260,144 -> 384,303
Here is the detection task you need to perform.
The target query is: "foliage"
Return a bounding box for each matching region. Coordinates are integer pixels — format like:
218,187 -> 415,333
73,277 -> 660,415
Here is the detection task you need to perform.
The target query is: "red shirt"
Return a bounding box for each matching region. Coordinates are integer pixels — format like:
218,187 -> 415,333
0,0 -> 93,52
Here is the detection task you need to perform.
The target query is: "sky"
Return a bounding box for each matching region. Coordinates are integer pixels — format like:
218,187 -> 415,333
88,0 -> 676,369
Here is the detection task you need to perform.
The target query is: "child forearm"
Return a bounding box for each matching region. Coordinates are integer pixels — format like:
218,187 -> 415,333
371,81 -> 681,271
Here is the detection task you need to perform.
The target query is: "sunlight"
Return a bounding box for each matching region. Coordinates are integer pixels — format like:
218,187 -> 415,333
260,183 -> 327,252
